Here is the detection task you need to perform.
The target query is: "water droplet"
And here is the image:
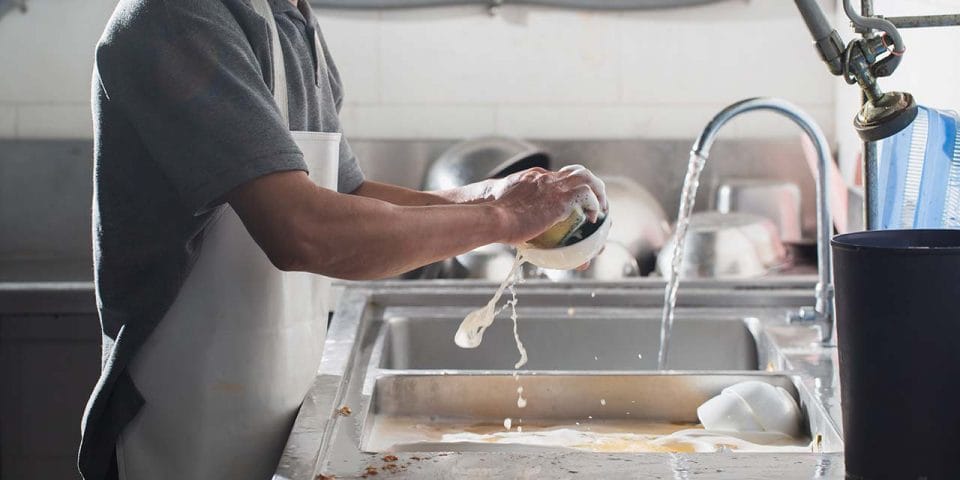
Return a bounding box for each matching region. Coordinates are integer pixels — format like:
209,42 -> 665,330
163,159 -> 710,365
600,399 -> 606,406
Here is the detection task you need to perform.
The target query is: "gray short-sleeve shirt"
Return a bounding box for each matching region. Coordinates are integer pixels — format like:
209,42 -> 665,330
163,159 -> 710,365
79,1 -> 364,478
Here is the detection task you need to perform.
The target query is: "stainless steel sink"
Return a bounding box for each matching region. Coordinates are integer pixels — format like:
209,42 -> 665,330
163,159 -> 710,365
379,314 -> 759,371
276,281 -> 845,479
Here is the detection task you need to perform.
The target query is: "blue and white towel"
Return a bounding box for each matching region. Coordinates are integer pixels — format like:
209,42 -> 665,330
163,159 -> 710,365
878,106 -> 960,229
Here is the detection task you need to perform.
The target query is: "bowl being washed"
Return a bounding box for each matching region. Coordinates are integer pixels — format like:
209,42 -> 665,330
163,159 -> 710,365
520,215 -> 612,270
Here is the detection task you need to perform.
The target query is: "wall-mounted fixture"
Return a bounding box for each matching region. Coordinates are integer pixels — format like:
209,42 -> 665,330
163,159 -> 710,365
792,0 -> 960,230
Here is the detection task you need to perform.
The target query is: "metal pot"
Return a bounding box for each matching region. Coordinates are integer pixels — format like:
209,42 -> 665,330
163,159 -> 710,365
422,136 -> 550,191
603,176 -> 671,275
715,179 -> 803,244
656,212 -> 790,280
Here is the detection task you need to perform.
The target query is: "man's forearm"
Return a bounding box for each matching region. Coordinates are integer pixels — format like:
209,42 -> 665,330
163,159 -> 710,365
229,172 -> 512,280
351,180 -> 496,206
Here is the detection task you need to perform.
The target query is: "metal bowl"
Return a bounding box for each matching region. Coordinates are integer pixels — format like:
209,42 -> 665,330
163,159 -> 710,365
422,136 -> 550,191
656,212 -> 790,280
715,179 -> 803,244
603,176 -> 671,275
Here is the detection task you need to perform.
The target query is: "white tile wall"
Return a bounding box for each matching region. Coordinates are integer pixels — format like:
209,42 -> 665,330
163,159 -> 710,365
619,3 -> 833,107
1,0 -> 840,141
347,104 -> 497,138
0,0 -> 115,104
377,7 -> 622,104
319,10 -> 381,104
318,1 -> 838,140
495,104 -> 836,140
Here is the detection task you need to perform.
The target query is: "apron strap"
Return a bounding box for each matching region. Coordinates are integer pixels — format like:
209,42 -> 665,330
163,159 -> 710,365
250,0 -> 290,125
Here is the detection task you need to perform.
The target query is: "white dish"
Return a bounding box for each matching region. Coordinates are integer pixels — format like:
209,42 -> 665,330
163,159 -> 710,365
520,216 -> 612,270
697,381 -> 803,438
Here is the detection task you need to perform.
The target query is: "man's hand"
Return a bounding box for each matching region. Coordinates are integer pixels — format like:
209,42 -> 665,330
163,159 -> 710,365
492,166 -> 607,246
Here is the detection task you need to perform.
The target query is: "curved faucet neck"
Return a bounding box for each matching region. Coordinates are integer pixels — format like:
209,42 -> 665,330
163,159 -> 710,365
692,97 -> 835,344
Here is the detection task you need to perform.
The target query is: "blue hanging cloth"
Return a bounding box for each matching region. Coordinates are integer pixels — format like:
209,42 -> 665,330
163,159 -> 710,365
877,106 -> 960,229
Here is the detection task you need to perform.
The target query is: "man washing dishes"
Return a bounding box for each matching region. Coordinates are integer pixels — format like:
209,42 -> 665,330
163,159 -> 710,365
79,0 -> 607,478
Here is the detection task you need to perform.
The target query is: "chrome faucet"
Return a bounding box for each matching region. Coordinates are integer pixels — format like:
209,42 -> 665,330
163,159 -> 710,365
691,97 -> 835,344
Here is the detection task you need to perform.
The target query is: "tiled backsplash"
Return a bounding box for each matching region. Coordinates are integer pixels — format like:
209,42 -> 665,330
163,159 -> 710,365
0,0 -> 837,141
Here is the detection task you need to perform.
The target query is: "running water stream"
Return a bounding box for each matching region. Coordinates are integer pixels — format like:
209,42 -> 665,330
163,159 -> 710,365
658,152 -> 708,370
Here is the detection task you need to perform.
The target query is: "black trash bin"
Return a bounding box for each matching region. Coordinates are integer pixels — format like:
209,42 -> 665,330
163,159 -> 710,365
832,229 -> 960,480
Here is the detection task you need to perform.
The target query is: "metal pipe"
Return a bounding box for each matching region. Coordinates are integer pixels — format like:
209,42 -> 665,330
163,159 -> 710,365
887,14 -> 960,29
795,0 -> 838,41
860,0 -> 879,231
845,0 -> 904,53
793,0 -> 846,75
862,140 -> 879,230
691,97 -> 835,344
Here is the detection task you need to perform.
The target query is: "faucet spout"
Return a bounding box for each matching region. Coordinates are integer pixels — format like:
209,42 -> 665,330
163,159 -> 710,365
692,97 -> 835,344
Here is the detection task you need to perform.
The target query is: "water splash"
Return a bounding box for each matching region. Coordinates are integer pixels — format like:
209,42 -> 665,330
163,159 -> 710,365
455,253 -> 525,349
658,152 -> 708,370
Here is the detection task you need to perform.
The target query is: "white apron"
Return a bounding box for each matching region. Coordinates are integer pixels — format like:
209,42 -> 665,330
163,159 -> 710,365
117,1 -> 338,478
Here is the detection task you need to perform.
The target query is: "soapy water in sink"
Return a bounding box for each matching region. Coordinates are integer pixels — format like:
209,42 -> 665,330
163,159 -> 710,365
658,152 -> 708,370
365,417 -> 816,454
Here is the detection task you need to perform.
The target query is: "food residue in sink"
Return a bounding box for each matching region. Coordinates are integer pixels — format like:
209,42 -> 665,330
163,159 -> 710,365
365,417 -> 815,454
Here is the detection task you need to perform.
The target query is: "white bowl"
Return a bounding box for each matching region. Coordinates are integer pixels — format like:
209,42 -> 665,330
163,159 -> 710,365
520,216 -> 612,270
697,381 -> 803,438
696,388 -> 764,433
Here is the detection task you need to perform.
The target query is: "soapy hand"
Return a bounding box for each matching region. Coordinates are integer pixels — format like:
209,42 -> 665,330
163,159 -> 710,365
493,166 -> 607,247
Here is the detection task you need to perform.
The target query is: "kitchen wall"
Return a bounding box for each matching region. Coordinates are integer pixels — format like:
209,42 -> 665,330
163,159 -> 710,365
0,0 -> 837,142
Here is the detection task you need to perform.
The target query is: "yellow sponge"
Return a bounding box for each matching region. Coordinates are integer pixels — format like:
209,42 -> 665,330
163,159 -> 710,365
526,206 -> 587,249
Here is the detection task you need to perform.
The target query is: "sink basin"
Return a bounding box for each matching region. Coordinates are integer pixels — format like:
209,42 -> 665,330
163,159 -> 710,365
360,373 -> 841,454
276,284 -> 844,480
379,314 -> 760,371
